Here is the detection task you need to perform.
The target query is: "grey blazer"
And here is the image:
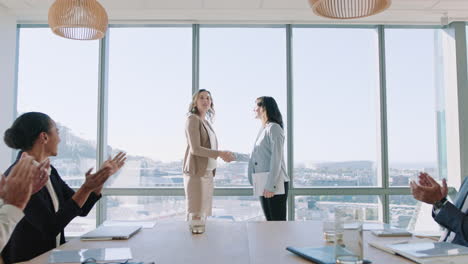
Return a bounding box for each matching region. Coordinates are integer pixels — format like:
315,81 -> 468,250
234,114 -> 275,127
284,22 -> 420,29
235,122 -> 289,192
433,177 -> 468,246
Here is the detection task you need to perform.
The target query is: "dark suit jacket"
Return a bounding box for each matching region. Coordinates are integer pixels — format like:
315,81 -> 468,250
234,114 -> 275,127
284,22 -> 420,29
1,152 -> 101,263
433,177 -> 468,246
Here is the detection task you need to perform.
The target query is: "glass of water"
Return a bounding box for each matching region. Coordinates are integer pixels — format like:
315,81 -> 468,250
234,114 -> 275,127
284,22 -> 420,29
322,207 -> 344,244
334,206 -> 364,264
188,213 -> 206,234
323,220 -> 344,243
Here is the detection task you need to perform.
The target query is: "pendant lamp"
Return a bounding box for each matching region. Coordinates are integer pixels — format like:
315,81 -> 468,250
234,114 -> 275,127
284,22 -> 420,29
48,0 -> 108,40
309,0 -> 392,19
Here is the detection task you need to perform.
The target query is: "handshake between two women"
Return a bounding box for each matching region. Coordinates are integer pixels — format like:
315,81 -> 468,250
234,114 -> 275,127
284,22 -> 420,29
218,151 -> 236,163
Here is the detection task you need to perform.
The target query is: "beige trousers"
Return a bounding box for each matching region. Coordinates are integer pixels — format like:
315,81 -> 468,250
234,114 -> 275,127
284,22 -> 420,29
184,170 -> 214,218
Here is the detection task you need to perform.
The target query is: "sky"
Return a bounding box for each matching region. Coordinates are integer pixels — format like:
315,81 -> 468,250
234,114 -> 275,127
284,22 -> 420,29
17,26 -> 441,165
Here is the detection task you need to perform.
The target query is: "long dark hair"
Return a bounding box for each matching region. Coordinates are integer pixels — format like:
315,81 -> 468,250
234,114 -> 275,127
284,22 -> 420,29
256,96 -> 284,129
188,89 -> 215,121
4,112 -> 52,151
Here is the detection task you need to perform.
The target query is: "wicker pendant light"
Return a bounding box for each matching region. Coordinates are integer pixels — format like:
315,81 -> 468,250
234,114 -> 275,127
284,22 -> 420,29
309,0 -> 391,19
48,0 -> 108,40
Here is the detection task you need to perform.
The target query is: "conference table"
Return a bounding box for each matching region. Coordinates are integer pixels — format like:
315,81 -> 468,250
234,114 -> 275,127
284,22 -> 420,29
27,221 -> 420,264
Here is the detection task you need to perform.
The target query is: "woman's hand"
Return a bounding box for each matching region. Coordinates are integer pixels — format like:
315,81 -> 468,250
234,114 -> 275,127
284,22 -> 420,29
0,153 -> 37,210
82,166 -> 112,193
263,190 -> 275,198
31,159 -> 50,194
82,152 -> 127,194
101,152 -> 127,175
219,151 -> 235,163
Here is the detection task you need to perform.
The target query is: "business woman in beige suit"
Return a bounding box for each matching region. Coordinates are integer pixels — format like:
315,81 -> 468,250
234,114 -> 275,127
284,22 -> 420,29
183,89 -> 233,222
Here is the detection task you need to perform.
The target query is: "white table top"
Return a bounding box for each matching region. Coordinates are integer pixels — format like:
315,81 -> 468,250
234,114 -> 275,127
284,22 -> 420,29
26,221 -> 417,264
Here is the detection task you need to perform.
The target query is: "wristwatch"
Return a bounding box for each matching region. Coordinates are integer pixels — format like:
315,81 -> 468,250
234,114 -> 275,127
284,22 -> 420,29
434,197 -> 448,210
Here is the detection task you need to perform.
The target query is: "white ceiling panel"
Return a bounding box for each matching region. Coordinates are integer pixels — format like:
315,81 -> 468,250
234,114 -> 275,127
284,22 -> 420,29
23,0 -> 54,8
0,0 -> 33,9
101,0 -> 204,9
390,0 -> 439,10
203,0 -> 262,9
3,0 -> 467,24
142,0 -> 204,9
261,0 -> 311,9
100,0 -> 146,9
433,0 -> 468,10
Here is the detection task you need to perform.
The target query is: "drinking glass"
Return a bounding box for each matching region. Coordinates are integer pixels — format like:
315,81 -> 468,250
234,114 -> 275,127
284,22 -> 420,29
322,207 -> 344,244
188,213 -> 206,234
334,206 -> 365,264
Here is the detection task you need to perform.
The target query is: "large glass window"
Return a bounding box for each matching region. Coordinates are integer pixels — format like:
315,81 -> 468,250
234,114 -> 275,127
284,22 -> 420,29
389,195 -> 440,232
107,27 -> 192,188
199,27 -> 287,187
295,195 -> 380,221
293,28 -> 380,187
389,195 -> 417,229
17,28 -> 99,235
14,25 -> 452,228
17,28 -> 99,187
385,29 -> 445,187
105,196 -> 263,221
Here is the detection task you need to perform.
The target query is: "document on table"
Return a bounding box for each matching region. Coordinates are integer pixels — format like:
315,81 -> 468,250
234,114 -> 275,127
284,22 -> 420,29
48,247 -> 132,263
369,240 -> 468,264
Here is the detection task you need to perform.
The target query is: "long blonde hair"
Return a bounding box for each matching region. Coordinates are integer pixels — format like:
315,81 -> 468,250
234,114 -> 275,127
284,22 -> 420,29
188,89 -> 215,121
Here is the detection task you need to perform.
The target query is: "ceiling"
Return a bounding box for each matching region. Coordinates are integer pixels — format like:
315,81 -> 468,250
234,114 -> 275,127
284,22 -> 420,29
1,0 -> 468,25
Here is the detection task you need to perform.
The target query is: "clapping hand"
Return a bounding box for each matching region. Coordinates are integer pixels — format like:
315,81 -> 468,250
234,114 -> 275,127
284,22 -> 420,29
83,152 -> 127,194
0,153 -> 37,210
219,151 -> 235,163
410,172 -> 447,204
32,159 -> 50,194
101,151 -> 127,175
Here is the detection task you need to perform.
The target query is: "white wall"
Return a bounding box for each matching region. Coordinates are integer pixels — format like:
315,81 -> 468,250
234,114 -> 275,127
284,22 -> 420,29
0,7 -> 17,171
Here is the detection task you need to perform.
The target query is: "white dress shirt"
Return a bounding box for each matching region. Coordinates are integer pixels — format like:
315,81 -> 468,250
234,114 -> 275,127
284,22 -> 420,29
0,203 -> 24,252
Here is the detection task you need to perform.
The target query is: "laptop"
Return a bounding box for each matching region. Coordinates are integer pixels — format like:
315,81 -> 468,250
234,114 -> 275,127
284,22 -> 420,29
80,225 -> 142,241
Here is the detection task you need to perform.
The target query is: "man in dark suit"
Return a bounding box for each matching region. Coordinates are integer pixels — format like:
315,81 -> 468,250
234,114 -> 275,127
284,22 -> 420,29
411,173 -> 468,246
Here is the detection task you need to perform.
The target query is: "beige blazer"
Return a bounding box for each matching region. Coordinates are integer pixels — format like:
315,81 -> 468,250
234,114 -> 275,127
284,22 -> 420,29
183,114 -> 219,177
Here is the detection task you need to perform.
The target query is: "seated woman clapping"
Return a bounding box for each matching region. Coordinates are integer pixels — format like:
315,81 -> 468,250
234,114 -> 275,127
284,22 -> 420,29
1,112 -> 126,263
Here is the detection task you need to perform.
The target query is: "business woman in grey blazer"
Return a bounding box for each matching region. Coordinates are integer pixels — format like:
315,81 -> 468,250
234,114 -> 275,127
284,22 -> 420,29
235,96 -> 290,221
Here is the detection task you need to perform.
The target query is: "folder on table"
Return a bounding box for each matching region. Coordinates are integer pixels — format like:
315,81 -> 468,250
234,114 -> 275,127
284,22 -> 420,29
286,246 -> 372,264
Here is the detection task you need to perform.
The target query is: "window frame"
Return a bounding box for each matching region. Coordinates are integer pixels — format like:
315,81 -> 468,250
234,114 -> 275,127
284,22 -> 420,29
14,23 -> 455,228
